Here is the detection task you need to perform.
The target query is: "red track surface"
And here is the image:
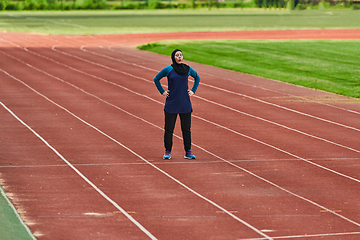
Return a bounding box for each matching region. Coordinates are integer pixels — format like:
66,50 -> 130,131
1,30 -> 360,240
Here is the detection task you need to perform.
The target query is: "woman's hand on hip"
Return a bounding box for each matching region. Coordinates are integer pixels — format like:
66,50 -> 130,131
188,90 -> 194,96
162,91 -> 169,98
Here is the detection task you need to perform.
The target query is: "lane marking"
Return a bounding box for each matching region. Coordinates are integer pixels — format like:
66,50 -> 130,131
1,157 -> 359,169
49,33 -> 360,121
1,48 -> 360,229
3,32 -> 360,239
53,45 -> 360,153
2,41 -> 360,231
217,211 -> 238,213
91,43 -> 360,117
2,37 -> 359,156
196,114 -> 360,184
2,65 -> 360,232
0,102 -> 157,240
194,94 -> 360,153
241,231 -> 360,240
320,209 -> 342,213
92,41 -> 360,117
8,30 -> 360,118
0,72 -> 273,240
148,215 -> 217,218
104,43 -> 360,116
6,46 -> 359,185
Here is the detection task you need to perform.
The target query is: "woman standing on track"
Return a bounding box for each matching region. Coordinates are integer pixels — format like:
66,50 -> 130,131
154,49 -> 200,160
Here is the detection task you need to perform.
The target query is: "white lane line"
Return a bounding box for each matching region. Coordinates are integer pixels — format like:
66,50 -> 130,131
2,47 -> 360,184
2,157 -> 360,169
242,231 -> 360,240
56,45 -> 360,154
22,46 -> 360,154
4,36 -> 360,132
196,114 -> 360,185
0,71 -> 273,240
105,44 -> 360,116
53,46 -> 360,156
197,81 -> 360,132
201,71 -> 360,115
194,94 -> 360,153
2,63 -> 360,230
45,34 -> 360,117
4,45 -> 360,184
0,102 -> 157,240
2,33 -> 358,239
0,185 -> 36,240
101,46 -> 360,131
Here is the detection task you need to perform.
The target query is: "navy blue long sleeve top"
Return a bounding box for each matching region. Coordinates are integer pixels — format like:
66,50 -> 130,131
154,65 -> 200,114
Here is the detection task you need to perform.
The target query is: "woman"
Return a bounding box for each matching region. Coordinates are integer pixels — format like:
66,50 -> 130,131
153,49 -> 200,160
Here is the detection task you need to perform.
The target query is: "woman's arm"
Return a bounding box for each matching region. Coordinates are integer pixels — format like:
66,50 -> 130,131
189,67 -> 200,94
154,66 -> 173,94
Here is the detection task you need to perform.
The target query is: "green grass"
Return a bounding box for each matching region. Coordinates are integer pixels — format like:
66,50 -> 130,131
0,186 -> 35,240
139,40 -> 360,98
1,9 -> 360,34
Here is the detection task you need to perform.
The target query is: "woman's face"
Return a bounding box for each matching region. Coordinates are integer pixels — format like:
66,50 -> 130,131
174,51 -> 183,64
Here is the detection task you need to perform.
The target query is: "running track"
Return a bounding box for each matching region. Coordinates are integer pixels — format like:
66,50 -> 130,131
1,30 -> 360,240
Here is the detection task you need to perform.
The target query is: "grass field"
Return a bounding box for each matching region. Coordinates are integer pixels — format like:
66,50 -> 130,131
1,9 -> 360,34
139,40 -> 360,98
0,186 -> 35,240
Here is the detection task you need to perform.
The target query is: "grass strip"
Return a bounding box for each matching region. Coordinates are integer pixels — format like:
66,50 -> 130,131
1,9 -> 360,34
139,40 -> 360,98
0,185 -> 36,240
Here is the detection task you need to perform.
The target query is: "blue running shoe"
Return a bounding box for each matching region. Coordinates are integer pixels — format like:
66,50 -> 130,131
184,150 -> 196,159
163,150 -> 171,159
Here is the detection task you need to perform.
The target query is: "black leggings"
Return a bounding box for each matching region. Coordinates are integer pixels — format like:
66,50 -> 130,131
164,111 -> 191,152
